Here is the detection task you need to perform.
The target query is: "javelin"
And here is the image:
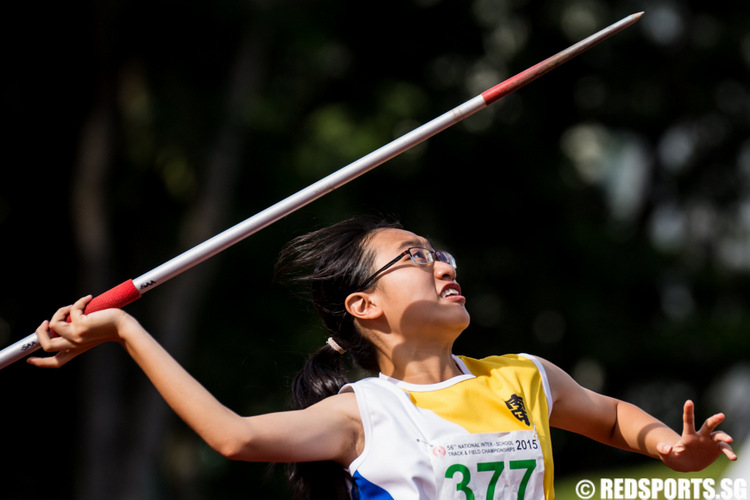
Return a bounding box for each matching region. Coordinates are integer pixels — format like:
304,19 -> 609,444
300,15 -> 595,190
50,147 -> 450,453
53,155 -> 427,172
0,12 -> 643,370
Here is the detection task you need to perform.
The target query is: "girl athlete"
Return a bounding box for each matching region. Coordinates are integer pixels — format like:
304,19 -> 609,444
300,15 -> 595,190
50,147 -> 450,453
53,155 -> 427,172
29,217 -> 737,499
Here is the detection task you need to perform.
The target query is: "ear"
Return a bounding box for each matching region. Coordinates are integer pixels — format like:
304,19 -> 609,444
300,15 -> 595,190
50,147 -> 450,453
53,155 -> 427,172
345,292 -> 382,321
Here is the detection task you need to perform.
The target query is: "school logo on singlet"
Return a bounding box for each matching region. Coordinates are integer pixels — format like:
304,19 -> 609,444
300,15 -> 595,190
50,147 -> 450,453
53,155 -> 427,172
505,394 -> 530,426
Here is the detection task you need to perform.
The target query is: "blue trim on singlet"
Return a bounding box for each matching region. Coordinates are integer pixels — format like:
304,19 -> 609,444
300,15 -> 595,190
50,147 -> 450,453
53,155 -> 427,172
352,471 -> 395,500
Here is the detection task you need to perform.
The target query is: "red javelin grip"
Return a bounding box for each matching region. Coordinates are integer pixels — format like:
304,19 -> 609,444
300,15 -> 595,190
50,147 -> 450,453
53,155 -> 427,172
57,280 -> 142,328
82,280 -> 142,313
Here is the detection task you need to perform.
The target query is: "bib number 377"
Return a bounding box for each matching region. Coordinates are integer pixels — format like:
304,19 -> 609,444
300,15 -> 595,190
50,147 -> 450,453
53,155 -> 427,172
432,430 -> 545,500
445,459 -> 536,500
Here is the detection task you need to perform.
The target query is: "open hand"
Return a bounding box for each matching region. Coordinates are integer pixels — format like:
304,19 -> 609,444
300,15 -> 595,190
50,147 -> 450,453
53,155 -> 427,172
657,400 -> 737,472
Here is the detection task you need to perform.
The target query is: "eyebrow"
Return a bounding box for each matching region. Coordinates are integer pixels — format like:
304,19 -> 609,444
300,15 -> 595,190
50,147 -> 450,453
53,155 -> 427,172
397,238 -> 433,251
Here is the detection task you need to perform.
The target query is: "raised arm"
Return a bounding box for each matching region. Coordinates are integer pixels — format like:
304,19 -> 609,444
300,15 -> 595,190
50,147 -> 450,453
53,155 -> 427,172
28,296 -> 363,467
536,357 -> 736,472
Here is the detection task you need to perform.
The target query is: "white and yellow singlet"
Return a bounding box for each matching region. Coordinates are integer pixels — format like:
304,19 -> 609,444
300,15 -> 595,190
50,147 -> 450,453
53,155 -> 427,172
343,354 -> 555,500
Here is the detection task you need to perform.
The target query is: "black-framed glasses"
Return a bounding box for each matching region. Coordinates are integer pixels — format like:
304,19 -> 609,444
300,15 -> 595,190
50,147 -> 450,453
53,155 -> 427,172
361,247 -> 456,289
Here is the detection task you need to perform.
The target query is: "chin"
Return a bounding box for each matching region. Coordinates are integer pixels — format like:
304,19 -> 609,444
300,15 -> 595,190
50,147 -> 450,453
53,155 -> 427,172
459,309 -> 471,327
451,313 -> 471,335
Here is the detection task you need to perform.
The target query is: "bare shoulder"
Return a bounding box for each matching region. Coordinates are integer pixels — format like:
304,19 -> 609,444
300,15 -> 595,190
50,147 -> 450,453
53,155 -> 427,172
313,390 -> 361,422
532,356 -> 619,434
309,391 -> 364,465
243,391 -> 364,465
529,356 -> 574,400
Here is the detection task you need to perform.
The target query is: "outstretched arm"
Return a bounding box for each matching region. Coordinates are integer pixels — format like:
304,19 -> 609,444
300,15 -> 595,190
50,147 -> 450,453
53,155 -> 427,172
537,357 -> 736,472
28,296 -> 363,467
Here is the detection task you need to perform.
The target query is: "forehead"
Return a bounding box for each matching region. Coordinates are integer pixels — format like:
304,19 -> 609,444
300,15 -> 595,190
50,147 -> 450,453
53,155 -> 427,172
369,228 -> 432,254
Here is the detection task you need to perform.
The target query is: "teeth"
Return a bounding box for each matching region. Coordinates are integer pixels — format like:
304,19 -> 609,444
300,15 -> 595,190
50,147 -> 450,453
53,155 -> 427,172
441,288 -> 459,298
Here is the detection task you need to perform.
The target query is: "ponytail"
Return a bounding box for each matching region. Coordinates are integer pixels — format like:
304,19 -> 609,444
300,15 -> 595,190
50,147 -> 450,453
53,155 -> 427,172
291,344 -> 347,410
274,216 -> 402,500
287,345 -> 351,500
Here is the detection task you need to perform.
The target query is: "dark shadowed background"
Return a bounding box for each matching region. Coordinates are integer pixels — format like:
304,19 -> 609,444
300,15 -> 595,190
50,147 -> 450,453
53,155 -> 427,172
2,0 -> 749,498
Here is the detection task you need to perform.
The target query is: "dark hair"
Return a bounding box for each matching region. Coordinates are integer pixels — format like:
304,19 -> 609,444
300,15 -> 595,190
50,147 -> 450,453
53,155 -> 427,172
274,215 -> 403,500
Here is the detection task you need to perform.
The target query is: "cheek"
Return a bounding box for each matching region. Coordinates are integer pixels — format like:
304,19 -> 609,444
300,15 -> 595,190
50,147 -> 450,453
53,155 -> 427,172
376,277 -> 431,315
383,272 -> 435,299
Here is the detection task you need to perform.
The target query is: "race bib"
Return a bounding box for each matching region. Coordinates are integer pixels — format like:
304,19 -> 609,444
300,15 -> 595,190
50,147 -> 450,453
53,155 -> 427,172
429,430 -> 545,500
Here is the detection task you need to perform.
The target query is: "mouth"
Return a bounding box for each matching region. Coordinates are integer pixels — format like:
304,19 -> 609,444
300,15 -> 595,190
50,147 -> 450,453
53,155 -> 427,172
440,283 -> 464,301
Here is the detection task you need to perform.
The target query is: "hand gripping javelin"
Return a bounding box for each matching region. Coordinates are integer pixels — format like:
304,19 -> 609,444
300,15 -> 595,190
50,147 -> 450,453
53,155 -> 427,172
0,12 -> 643,370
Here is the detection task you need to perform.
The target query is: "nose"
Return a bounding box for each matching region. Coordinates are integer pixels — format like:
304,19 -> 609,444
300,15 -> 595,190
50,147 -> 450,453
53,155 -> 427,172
435,260 -> 457,281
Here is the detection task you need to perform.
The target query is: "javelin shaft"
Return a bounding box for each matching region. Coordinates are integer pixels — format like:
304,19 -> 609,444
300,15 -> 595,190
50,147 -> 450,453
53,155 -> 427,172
136,11 -> 643,291
131,95 -> 488,292
0,12 -> 642,370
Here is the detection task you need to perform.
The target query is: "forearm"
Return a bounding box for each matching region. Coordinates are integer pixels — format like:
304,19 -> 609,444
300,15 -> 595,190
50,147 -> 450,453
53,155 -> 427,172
543,357 -> 680,459
543,357 -> 734,471
608,399 -> 680,458
117,317 -> 249,456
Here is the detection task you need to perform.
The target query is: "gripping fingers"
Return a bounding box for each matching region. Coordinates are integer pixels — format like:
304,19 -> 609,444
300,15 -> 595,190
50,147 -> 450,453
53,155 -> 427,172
27,351 -> 69,368
34,320 -> 53,349
47,296 -> 93,341
35,318 -> 73,352
27,320 -> 74,368
29,314 -> 98,368
27,296 -> 104,369
51,304 -> 73,324
70,295 -> 93,320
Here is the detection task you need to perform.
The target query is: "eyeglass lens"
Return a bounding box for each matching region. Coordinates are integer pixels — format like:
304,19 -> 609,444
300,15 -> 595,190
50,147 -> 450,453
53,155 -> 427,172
409,248 -> 456,268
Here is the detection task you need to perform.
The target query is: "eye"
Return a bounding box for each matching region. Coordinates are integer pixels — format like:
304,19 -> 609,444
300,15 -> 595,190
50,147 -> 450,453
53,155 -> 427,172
409,248 -> 432,265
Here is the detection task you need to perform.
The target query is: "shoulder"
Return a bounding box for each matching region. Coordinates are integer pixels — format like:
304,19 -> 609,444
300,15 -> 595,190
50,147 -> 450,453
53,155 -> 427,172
520,355 -> 600,412
317,390 -> 361,418
301,391 -> 363,435
306,391 -> 364,465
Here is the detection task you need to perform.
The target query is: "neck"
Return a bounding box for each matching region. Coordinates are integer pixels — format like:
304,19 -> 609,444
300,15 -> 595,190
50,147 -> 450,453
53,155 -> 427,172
377,341 -> 462,384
